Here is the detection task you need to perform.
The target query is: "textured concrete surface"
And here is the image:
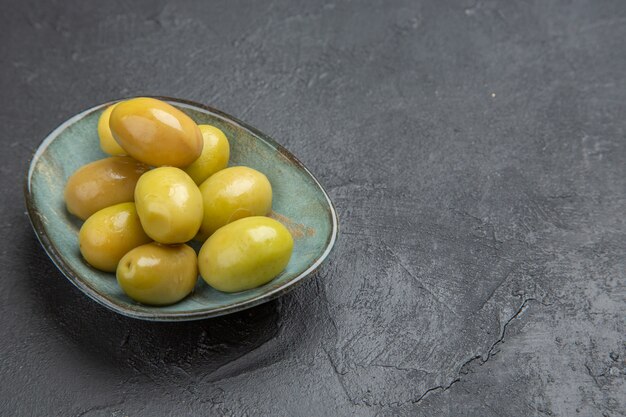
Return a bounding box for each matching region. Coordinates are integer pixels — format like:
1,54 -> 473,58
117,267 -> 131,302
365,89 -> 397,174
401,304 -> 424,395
1,0 -> 625,416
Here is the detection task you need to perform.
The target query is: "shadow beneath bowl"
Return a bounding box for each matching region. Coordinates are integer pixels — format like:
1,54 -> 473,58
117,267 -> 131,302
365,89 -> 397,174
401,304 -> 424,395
25,233 -> 284,383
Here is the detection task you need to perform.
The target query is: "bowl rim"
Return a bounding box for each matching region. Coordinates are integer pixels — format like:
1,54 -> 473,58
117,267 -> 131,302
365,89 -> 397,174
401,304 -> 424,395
24,96 -> 339,321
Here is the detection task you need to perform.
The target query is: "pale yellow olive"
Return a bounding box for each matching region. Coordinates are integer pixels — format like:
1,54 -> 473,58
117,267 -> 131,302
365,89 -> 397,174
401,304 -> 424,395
79,203 -> 151,272
64,156 -> 150,220
134,167 -> 203,244
98,103 -> 126,155
198,216 -> 293,292
109,97 -> 203,167
184,124 -> 230,185
198,166 -> 272,238
117,243 -> 198,305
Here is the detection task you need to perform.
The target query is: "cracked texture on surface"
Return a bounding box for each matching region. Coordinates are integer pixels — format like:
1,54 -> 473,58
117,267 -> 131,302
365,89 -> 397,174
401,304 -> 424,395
1,0 -> 625,415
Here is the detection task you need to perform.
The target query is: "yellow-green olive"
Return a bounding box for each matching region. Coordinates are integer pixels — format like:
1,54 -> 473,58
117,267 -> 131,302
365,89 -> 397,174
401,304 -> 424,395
184,124 -> 230,185
198,166 -> 272,238
117,243 -> 197,305
79,203 -> 151,272
64,156 -> 150,220
98,103 -> 126,155
109,97 -> 203,167
134,167 -> 203,244
198,216 -> 293,292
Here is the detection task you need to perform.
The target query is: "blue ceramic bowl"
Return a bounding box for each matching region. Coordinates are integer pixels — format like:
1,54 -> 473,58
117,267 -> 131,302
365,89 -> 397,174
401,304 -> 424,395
25,97 -> 338,321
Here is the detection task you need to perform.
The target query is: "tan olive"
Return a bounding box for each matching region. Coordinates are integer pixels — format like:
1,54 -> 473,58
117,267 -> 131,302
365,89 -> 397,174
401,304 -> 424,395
109,97 -> 203,167
64,156 -> 150,220
134,167 -> 203,244
184,124 -> 230,185
79,203 -> 151,272
198,216 -> 293,292
117,243 -> 198,305
198,166 -> 272,239
98,103 -> 126,155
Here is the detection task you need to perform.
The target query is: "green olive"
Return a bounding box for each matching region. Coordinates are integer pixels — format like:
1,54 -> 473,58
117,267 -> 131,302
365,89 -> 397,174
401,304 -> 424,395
184,124 -> 230,185
64,156 -> 150,220
109,97 -> 203,167
198,216 -> 293,292
117,243 -> 197,305
79,203 -> 151,272
98,103 -> 125,155
198,166 -> 272,239
134,167 -> 203,244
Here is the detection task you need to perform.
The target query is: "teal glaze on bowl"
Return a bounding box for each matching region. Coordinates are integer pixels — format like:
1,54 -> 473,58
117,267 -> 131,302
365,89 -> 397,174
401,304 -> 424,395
25,97 -> 338,321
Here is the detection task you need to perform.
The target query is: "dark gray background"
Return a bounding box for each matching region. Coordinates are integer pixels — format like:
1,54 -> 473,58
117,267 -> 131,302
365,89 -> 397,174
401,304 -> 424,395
1,0 -> 625,416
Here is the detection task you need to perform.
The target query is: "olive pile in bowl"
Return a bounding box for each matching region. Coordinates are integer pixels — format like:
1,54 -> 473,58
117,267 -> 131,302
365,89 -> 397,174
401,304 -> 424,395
64,97 -> 294,306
